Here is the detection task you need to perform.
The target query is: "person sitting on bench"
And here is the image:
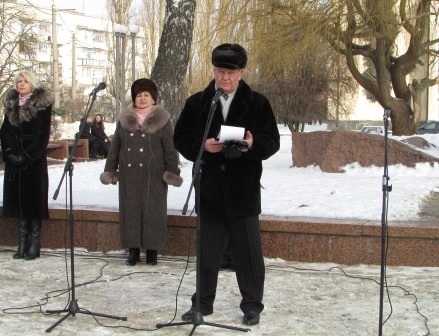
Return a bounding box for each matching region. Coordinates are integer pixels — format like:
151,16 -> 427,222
91,114 -> 110,158
77,117 -> 100,159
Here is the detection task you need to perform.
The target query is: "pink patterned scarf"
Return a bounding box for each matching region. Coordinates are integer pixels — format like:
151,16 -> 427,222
18,93 -> 33,107
136,106 -> 153,125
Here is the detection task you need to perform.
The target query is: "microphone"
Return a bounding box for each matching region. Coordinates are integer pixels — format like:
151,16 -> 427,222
89,82 -> 106,95
383,108 -> 391,119
211,88 -> 224,105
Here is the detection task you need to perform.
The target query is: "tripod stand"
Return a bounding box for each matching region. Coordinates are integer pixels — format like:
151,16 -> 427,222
378,108 -> 392,336
45,88 -> 127,333
156,89 -> 249,335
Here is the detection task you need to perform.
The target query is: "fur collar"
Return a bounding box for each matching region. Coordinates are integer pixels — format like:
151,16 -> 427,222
119,103 -> 170,133
3,88 -> 53,127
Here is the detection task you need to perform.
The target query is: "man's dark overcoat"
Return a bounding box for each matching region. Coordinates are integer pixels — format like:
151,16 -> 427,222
173,79 -> 280,216
1,88 -> 53,219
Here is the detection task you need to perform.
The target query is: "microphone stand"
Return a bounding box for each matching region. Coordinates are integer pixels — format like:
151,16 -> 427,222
156,96 -> 250,335
378,108 -> 392,336
45,93 -> 127,333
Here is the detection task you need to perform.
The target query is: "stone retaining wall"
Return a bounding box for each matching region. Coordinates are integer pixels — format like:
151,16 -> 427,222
1,207 -> 438,267
292,131 -> 439,173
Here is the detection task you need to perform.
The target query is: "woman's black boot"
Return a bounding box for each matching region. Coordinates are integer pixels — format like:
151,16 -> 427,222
126,248 -> 140,266
25,218 -> 42,260
146,249 -> 157,265
13,218 -> 30,259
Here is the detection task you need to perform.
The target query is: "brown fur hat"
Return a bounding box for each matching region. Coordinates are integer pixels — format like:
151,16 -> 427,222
131,78 -> 158,103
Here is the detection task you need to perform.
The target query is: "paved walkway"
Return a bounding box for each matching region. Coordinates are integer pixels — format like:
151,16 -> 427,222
0,248 -> 437,336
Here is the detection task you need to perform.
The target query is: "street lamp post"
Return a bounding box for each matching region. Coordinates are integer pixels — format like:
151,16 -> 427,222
113,24 -> 128,121
51,4 -> 75,109
120,25 -> 128,109
72,32 -> 76,100
113,27 -> 120,120
129,25 -> 138,83
52,4 -> 60,109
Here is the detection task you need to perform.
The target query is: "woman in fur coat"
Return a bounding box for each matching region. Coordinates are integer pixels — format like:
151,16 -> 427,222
100,78 -> 182,266
0,71 -> 53,260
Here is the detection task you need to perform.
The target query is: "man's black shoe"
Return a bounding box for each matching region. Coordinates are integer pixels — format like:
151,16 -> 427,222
243,311 -> 260,326
146,249 -> 157,265
181,307 -> 213,321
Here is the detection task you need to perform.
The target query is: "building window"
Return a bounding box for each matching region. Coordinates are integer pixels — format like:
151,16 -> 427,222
93,32 -> 104,43
38,43 -> 49,54
39,22 -> 50,34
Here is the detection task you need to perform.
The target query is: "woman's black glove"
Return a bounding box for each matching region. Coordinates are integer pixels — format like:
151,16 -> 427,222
9,154 -> 26,166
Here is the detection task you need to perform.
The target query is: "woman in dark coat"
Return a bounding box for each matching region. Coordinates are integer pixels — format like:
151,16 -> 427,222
91,113 -> 110,158
0,71 -> 53,260
77,116 -> 100,158
100,78 -> 182,266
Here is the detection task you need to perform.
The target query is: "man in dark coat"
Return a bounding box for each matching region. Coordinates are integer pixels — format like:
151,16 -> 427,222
173,43 -> 280,326
0,71 -> 53,260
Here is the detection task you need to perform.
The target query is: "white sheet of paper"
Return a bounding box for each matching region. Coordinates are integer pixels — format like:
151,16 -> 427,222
218,125 -> 245,143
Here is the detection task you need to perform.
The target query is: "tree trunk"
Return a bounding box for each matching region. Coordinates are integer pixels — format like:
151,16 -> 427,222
389,99 -> 417,136
287,122 -> 301,133
150,0 -> 196,120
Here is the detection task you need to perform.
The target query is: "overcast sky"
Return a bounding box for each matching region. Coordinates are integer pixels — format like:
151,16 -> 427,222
19,0 -> 109,17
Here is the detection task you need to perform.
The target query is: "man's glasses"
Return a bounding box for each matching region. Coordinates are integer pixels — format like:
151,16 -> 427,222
214,68 -> 241,78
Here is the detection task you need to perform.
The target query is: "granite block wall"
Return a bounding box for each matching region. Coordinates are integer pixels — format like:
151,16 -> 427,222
1,207 -> 438,267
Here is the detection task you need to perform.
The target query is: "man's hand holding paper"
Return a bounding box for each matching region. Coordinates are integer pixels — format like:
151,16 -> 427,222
205,126 -> 253,155
217,126 -> 253,159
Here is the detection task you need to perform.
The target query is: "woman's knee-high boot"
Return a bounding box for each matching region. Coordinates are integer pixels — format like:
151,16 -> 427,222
13,218 -> 30,259
25,218 -> 42,260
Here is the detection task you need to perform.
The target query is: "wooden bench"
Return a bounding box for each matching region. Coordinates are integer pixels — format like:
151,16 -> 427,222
46,139 -> 89,160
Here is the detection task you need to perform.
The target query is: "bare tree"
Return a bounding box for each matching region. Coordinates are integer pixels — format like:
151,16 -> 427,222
137,0 -> 166,77
259,0 -> 439,135
243,0 -> 356,132
150,0 -> 196,120
106,0 -> 197,120
0,2 -> 43,119
105,0 -> 135,120
105,0 -> 168,121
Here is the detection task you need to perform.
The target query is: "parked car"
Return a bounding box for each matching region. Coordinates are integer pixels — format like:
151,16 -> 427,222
361,126 -> 387,134
417,121 -> 439,134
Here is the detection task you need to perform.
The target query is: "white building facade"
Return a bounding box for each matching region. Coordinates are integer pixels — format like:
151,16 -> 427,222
8,1 -> 145,100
